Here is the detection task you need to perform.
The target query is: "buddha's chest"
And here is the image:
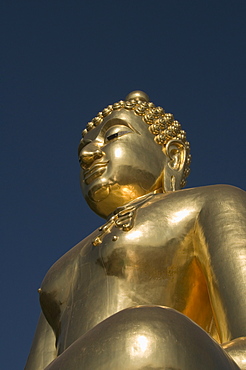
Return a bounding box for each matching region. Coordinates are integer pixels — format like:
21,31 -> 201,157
75,204 -> 195,302
42,200 -> 195,309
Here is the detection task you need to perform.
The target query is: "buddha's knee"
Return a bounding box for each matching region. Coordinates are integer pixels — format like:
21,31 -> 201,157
46,306 -> 239,370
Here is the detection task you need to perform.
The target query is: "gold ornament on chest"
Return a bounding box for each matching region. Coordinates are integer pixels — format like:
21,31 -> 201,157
92,193 -> 154,246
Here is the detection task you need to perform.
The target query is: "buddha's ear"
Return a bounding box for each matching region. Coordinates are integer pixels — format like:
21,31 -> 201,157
166,139 -> 186,171
162,140 -> 186,192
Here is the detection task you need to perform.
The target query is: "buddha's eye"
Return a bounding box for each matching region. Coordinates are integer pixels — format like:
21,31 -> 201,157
107,132 -> 119,141
105,126 -> 132,143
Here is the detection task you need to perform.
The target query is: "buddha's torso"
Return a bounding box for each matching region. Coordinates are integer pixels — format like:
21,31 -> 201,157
39,189 -> 219,354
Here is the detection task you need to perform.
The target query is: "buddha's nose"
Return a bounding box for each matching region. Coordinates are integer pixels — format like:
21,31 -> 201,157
79,142 -> 103,170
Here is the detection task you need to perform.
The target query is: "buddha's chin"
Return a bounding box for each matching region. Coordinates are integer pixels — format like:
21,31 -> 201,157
86,184 -> 114,218
87,185 -> 123,218
86,183 -> 149,219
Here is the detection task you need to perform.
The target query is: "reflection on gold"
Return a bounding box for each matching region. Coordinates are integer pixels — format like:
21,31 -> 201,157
181,258 -> 220,343
114,147 -> 123,158
125,229 -> 143,240
169,208 -> 192,224
129,334 -> 150,357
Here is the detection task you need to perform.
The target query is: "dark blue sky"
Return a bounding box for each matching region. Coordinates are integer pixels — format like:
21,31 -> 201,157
2,1 -> 246,368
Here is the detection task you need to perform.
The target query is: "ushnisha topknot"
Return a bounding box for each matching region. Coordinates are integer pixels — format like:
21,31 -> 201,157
80,90 -> 191,187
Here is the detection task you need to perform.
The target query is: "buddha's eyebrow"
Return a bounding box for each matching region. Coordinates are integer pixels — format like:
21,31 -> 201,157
100,118 -> 139,136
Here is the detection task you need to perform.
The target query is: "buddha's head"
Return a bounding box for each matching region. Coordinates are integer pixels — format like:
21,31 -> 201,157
78,91 -> 191,218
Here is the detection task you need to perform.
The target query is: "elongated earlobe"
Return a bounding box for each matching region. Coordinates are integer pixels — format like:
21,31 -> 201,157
162,140 -> 186,192
170,176 -> 176,192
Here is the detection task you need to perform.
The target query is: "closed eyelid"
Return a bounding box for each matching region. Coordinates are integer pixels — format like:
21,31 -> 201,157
100,118 -> 137,136
105,126 -> 133,136
105,129 -> 133,143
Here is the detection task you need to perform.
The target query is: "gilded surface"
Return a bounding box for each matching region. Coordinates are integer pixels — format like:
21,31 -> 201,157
25,91 -> 246,369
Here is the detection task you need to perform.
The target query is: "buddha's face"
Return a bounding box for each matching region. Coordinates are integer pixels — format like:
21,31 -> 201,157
78,110 -> 167,218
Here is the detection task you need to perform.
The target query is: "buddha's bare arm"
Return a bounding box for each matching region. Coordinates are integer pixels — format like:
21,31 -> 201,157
194,185 -> 246,368
25,312 -> 57,370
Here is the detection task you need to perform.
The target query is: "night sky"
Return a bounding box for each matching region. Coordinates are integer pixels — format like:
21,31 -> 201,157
2,1 -> 246,368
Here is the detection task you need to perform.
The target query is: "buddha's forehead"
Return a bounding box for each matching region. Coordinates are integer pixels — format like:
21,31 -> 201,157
84,109 -> 147,141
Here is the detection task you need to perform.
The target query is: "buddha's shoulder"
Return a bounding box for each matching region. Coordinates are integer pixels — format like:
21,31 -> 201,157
40,230 -> 98,291
153,184 -> 245,204
128,185 -> 246,221
182,184 -> 245,202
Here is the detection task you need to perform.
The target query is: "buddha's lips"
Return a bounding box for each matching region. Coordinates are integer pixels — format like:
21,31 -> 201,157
83,162 -> 109,184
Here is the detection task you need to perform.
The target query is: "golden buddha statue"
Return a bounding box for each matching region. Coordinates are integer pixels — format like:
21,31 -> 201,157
25,91 -> 246,369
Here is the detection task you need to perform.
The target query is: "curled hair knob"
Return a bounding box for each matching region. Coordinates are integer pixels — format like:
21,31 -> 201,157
125,90 -> 150,102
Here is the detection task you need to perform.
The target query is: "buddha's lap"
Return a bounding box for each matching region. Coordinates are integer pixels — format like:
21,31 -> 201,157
45,306 -> 239,370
